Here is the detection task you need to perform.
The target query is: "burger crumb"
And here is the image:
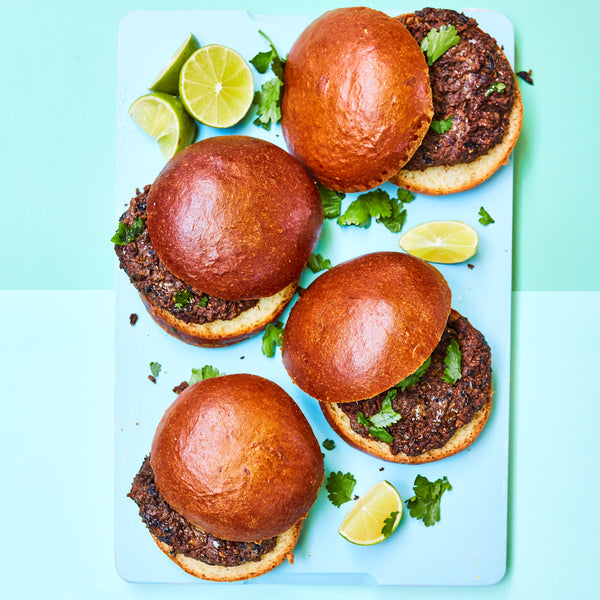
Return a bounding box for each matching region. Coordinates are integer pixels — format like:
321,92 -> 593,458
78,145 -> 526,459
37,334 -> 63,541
517,69 -> 534,85
173,381 -> 189,394
353,495 -> 360,500
240,356 -> 245,359
148,375 -> 156,384
129,313 -> 138,325
379,467 -> 385,471
468,263 -> 475,270
286,552 -> 295,565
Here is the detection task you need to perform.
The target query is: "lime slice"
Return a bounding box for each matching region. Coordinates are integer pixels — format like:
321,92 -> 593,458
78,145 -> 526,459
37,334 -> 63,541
339,480 -> 403,545
128,92 -> 197,159
179,44 -> 254,128
399,220 -> 479,264
149,33 -> 200,95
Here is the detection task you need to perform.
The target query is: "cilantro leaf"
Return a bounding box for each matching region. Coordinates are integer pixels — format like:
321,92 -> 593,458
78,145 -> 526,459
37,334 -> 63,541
478,206 -> 495,225
397,188 -> 416,204
420,24 -> 460,66
357,390 -> 401,444
198,295 -> 208,307
261,320 -> 284,357
396,357 -> 431,391
406,474 -> 452,526
485,81 -> 507,97
253,77 -> 283,130
430,116 -> 454,134
251,30 -> 286,79
189,365 -> 223,385
442,338 -> 462,384
249,50 -> 273,74
376,193 -> 408,233
317,183 -> 345,219
381,510 -> 399,538
338,189 -> 392,228
173,289 -> 193,309
326,471 -> 356,507
322,439 -> 335,451
149,362 -> 161,378
307,253 -> 332,273
111,217 -> 144,245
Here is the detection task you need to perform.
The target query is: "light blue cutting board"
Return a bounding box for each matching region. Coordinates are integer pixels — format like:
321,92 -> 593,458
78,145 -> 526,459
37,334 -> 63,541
115,7 -> 515,586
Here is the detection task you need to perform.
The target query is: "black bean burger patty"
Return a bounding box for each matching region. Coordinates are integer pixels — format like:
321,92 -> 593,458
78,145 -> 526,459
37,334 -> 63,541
114,186 -> 258,325
128,457 -> 278,567
400,7 -> 517,170
339,311 -> 492,456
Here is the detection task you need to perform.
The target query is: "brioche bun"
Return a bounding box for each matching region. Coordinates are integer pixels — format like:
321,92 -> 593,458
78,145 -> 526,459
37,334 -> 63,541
281,7 -> 433,192
150,374 -> 324,543
147,135 -> 323,301
281,252 -> 451,404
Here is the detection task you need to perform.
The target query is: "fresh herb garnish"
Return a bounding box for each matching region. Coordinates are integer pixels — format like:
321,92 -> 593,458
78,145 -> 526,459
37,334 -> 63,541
381,510 -> 400,538
396,357 -> 431,391
442,338 -> 462,384
173,290 -> 193,309
261,320 -> 284,357
149,362 -> 161,378
337,188 -> 414,233
430,116 -> 454,134
111,217 -> 144,245
478,206 -> 495,225
322,439 -> 336,451
307,253 -> 332,273
198,295 -> 208,307
358,389 -> 402,443
317,183 -> 345,219
251,31 -> 286,130
485,81 -> 507,97
189,365 -> 223,385
406,474 -> 452,526
420,25 -> 460,66
326,471 -> 357,507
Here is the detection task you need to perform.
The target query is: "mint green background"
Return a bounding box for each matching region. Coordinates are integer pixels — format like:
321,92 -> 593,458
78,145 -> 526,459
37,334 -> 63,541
0,0 -> 598,291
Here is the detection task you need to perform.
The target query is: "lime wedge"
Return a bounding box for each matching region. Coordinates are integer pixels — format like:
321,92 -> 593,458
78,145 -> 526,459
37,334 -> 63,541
149,33 -> 200,95
179,44 -> 254,128
128,92 -> 197,159
399,220 -> 479,264
339,481 -> 403,545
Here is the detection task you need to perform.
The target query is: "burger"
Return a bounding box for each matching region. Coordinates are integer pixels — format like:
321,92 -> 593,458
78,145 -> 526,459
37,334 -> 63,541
389,7 -> 523,195
281,6 -> 433,192
281,252 -> 492,464
113,135 -> 323,347
128,373 -> 324,581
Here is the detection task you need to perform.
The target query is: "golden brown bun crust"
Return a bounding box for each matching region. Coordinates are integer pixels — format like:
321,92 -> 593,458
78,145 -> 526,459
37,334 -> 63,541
151,521 -> 302,582
147,136 -> 323,301
281,7 -> 433,192
320,389 -> 492,464
281,252 -> 451,403
150,374 -> 324,542
390,68 -> 523,195
139,282 -> 296,348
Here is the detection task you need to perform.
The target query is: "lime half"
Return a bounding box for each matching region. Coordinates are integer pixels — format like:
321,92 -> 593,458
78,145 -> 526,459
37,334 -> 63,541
128,92 -> 197,159
149,33 -> 200,95
399,220 -> 479,264
179,44 -> 254,128
339,481 -> 403,546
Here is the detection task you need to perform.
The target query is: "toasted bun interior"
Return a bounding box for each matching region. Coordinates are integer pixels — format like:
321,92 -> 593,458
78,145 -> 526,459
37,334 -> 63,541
281,252 -> 451,403
147,136 -> 323,301
282,7 -> 433,192
150,374 -> 324,542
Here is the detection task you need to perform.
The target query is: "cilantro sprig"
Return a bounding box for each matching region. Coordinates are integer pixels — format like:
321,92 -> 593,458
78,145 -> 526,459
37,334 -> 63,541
307,253 -> 332,273
149,362 -> 161,378
430,116 -> 454,134
478,206 -> 495,226
111,217 -> 144,245
396,357 -> 431,391
381,510 -> 400,538
442,339 -> 462,385
420,25 -> 460,66
358,389 -> 402,444
261,320 -> 284,357
251,30 -> 286,130
317,183 -> 345,219
189,365 -> 223,385
406,475 -> 452,526
326,471 -> 356,507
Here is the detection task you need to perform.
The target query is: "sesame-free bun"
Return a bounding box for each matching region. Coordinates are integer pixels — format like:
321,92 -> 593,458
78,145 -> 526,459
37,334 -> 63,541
147,136 -> 323,301
281,7 -> 433,192
390,85 -> 523,195
150,374 -> 324,542
139,281 -> 296,348
281,252 -> 451,404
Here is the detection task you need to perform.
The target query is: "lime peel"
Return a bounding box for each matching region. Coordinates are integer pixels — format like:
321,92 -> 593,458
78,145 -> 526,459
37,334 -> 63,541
149,33 -> 200,95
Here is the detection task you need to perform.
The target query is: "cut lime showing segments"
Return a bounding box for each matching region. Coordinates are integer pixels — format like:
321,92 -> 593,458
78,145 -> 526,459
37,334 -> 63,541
399,220 -> 479,264
179,44 -> 254,128
339,481 -> 403,545
128,92 -> 197,159
149,33 -> 200,95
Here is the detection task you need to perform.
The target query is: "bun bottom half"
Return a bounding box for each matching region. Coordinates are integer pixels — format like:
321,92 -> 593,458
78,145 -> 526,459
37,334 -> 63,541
390,87 -> 523,196
320,391 -> 492,464
140,282 -> 296,348
151,521 -> 303,582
